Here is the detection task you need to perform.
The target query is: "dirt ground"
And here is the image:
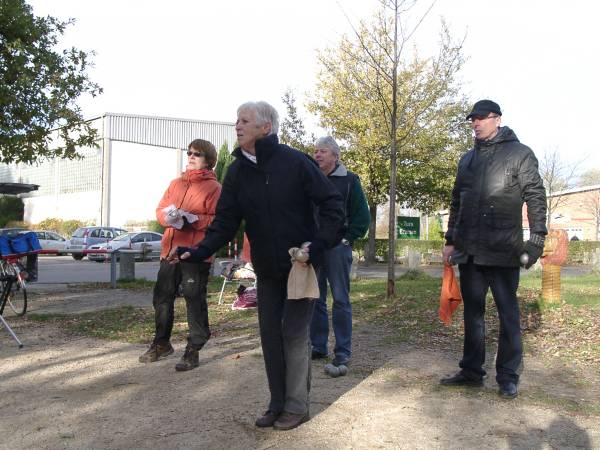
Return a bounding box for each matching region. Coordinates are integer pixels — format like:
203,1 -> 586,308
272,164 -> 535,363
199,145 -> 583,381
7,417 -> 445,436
1,286 -> 598,449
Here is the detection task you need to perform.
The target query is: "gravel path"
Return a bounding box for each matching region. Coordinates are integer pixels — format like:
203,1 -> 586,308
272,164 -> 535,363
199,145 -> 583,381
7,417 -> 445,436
1,288 -> 598,449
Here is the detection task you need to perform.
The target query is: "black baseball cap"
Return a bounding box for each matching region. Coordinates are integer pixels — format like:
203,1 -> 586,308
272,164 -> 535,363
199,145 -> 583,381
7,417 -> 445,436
466,100 -> 502,120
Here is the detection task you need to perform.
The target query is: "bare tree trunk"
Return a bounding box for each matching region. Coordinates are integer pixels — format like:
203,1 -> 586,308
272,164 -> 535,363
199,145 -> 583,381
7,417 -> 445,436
364,204 -> 377,266
386,1 -> 399,299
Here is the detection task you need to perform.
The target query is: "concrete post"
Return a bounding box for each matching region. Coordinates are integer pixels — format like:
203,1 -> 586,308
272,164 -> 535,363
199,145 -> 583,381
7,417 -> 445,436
119,250 -> 136,281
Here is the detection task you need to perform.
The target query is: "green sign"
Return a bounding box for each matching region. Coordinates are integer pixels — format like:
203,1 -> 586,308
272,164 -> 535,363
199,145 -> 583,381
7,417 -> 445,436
397,216 -> 420,239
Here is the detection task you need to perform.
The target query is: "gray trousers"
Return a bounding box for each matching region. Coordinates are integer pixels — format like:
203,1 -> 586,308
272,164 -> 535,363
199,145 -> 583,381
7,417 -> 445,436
257,275 -> 315,414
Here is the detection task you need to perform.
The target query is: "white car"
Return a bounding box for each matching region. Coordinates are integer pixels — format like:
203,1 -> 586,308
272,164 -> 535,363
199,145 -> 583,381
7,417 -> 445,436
87,231 -> 163,262
27,230 -> 69,254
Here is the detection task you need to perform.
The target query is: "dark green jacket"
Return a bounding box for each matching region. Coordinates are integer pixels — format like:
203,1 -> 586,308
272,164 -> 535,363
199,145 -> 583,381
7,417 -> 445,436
327,163 -> 370,244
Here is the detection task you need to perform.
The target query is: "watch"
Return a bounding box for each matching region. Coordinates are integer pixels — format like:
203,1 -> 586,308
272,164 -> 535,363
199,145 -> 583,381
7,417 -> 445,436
341,238 -> 350,246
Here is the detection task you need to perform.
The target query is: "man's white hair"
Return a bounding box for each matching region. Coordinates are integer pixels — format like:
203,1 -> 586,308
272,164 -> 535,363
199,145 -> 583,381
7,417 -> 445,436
237,101 -> 279,135
315,136 -> 340,158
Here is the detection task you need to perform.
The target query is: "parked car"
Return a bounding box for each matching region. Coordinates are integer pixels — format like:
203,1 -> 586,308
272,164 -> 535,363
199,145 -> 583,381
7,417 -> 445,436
0,227 -> 27,237
68,226 -> 128,260
23,230 -> 68,254
87,231 -> 163,262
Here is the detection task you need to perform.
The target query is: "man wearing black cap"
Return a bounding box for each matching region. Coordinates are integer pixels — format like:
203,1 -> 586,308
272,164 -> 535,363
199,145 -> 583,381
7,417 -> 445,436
440,99 -> 547,399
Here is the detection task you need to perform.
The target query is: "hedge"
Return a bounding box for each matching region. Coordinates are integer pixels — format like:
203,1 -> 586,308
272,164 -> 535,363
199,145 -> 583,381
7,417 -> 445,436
355,238 -> 600,265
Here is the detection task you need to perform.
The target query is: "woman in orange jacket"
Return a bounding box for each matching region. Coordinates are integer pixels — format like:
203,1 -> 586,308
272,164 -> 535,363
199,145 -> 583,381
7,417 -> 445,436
139,139 -> 221,371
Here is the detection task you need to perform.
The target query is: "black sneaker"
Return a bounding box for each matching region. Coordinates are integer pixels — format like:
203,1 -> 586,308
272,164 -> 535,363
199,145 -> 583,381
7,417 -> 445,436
440,371 -> 484,387
139,342 -> 174,363
175,346 -> 200,371
311,350 -> 328,360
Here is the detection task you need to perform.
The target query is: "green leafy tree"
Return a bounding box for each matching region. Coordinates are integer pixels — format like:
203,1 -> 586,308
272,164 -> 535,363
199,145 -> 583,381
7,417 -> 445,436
0,0 -> 102,164
310,1 -> 470,289
214,141 -> 233,184
0,195 -> 24,227
60,219 -> 85,236
279,88 -> 314,154
147,219 -> 164,234
36,217 -> 62,232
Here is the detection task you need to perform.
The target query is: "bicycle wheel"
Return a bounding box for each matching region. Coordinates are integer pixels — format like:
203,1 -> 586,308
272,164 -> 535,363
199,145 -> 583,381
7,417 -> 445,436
6,280 -> 27,316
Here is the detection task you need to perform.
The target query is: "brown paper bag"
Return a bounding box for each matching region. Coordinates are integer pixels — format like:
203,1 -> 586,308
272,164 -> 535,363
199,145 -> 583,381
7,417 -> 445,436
287,247 -> 319,300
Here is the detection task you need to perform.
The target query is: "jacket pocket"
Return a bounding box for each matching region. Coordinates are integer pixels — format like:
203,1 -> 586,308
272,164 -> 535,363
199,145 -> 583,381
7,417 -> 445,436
504,167 -> 519,192
485,214 -> 520,252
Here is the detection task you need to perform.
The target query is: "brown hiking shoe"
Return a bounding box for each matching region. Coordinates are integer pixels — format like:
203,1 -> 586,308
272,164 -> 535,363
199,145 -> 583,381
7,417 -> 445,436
273,411 -> 310,431
138,342 -> 174,363
175,346 -> 199,371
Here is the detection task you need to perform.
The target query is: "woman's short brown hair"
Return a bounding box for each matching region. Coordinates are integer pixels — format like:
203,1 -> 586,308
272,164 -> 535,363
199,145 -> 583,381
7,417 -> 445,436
188,139 -> 218,170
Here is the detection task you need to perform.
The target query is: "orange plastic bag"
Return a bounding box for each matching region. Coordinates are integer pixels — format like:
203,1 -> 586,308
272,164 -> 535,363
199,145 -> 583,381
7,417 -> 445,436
438,264 -> 462,326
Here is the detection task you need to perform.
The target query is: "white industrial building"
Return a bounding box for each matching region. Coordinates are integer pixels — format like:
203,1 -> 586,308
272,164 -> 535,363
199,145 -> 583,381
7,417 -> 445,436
0,113 -> 236,229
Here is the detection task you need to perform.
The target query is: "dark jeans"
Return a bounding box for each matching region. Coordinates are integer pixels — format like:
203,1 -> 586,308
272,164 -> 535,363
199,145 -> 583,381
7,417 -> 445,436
458,261 -> 522,384
257,275 -> 315,415
311,243 -> 353,361
153,259 -> 211,350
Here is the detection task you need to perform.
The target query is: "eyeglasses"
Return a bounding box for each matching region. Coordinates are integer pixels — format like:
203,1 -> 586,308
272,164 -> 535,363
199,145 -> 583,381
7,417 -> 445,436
187,151 -> 204,158
468,114 -> 499,123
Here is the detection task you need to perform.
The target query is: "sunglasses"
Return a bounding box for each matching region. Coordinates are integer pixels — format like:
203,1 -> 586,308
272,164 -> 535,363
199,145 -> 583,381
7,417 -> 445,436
187,150 -> 204,158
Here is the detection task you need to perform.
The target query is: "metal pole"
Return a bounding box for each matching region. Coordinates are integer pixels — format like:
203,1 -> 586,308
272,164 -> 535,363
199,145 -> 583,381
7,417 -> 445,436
110,250 -> 117,288
0,313 -> 24,348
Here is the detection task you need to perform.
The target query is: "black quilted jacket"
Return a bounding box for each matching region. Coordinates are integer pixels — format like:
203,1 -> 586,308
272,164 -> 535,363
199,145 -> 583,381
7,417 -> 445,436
445,127 -> 547,267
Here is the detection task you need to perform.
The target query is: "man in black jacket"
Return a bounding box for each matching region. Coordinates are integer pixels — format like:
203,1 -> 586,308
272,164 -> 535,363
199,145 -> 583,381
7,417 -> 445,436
441,100 -> 547,399
169,101 -> 344,430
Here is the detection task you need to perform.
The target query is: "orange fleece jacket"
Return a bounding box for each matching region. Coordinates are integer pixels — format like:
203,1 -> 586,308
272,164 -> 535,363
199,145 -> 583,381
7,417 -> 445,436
156,169 -> 221,260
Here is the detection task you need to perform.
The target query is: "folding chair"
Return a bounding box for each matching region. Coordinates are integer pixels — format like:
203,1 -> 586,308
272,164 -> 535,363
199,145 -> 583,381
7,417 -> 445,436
218,260 -> 256,304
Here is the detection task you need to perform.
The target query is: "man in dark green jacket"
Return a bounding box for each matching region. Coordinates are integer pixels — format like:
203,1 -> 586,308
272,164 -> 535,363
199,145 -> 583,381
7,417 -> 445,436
311,136 -> 370,369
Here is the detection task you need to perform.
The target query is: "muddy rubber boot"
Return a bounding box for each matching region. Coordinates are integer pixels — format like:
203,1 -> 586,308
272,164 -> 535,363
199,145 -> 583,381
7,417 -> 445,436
175,346 -> 199,371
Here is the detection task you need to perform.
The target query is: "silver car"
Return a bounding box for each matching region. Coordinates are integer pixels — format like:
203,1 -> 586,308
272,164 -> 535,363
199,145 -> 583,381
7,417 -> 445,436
87,231 -> 163,262
68,226 -> 128,260
30,230 -> 69,254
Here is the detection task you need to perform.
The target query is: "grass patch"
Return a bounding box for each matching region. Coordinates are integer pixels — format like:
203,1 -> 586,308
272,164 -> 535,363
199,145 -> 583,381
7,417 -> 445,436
28,278 -> 258,343
349,272 -> 599,367
524,388 -> 600,416
27,272 -> 599,368
520,272 -> 600,309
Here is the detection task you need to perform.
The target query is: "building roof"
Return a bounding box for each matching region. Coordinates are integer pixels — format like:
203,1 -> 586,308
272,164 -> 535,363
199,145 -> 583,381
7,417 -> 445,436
93,112 -> 238,151
548,184 -> 600,197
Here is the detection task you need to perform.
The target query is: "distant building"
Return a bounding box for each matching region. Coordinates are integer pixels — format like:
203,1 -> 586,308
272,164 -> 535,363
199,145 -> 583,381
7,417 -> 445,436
0,113 -> 236,229
525,184 -> 600,241
438,185 -> 600,242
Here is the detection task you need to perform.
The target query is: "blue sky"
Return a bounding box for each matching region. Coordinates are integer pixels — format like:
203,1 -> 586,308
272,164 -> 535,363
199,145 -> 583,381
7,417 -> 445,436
29,0 -> 600,172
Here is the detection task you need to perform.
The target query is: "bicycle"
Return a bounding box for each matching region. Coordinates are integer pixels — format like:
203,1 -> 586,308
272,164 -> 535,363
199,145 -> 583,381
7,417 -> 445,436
0,256 -> 28,316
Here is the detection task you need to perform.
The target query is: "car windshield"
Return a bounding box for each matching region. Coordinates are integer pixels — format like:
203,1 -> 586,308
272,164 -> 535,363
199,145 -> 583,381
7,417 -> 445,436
72,228 -> 87,238
111,233 -> 134,242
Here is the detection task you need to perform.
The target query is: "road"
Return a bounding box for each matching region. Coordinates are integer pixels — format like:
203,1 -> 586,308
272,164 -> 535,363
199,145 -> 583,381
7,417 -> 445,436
36,255 -> 160,284
34,256 -> 594,285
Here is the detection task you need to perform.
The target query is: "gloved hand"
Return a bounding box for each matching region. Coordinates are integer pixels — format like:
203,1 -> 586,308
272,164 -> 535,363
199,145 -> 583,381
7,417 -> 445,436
306,239 -> 326,267
164,208 -> 181,225
521,233 -> 545,269
168,245 -> 212,263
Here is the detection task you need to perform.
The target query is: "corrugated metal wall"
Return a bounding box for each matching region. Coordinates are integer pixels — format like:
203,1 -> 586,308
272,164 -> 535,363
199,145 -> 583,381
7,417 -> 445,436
104,113 -> 237,150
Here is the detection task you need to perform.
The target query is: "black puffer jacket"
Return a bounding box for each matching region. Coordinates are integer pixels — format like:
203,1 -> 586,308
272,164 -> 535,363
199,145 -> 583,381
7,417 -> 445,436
200,134 -> 344,278
445,127 -> 547,267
